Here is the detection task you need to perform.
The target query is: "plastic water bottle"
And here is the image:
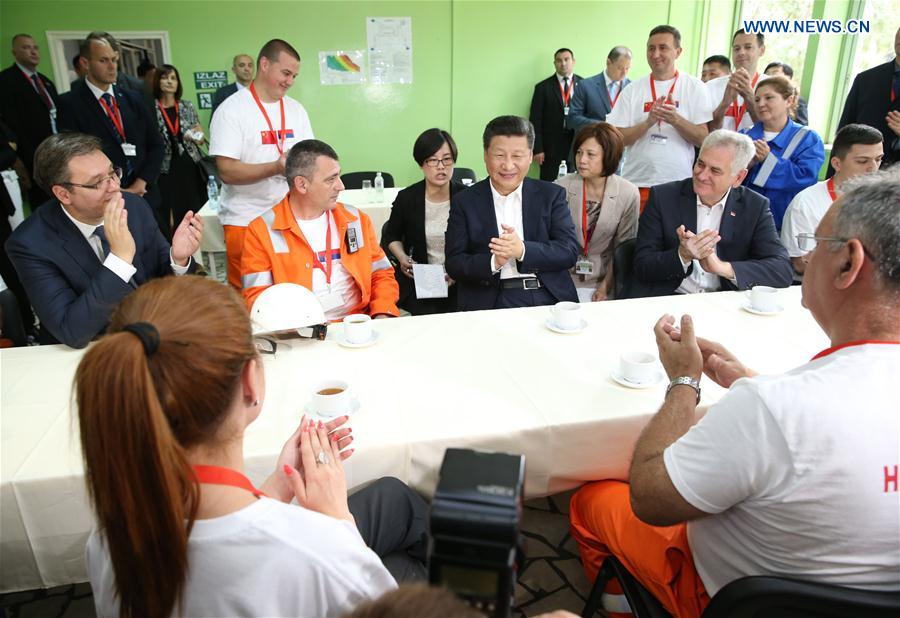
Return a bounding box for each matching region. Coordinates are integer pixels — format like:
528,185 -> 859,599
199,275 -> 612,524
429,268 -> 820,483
206,175 -> 219,213
557,161 -> 568,179
374,172 -> 384,202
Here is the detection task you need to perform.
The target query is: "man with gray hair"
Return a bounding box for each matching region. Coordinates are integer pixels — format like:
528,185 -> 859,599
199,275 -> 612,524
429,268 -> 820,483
240,139 -> 399,318
567,46 -> 633,132
571,168 -> 900,615
632,129 -> 792,297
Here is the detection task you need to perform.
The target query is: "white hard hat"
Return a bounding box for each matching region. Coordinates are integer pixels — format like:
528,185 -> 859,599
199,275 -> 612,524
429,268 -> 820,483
250,283 -> 327,337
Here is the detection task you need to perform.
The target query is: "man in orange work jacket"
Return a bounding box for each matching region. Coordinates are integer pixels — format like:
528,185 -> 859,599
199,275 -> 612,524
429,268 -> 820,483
241,139 -> 399,319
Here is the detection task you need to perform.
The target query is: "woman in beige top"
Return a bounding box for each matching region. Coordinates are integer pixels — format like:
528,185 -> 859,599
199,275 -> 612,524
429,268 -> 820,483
555,122 -> 639,301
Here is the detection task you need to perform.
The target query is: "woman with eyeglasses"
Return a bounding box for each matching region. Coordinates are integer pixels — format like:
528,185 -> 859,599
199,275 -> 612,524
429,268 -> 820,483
382,128 -> 468,315
79,276 -> 430,617
153,64 -> 206,240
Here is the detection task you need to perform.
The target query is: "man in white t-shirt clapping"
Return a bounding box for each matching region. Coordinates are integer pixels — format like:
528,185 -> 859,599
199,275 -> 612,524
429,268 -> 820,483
569,168 -> 900,616
781,123 -> 883,277
606,25 -> 712,212
707,29 -> 767,133
241,140 -> 399,320
210,39 -> 314,289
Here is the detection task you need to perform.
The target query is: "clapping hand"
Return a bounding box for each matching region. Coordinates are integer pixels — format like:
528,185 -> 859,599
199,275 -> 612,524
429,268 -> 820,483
677,225 -> 718,263
104,193 -> 136,263
490,224 -> 525,268
661,324 -> 756,388
171,211 -> 204,266
654,314 -> 703,381
752,139 -> 770,163
729,68 -> 754,99
886,110 -> 900,138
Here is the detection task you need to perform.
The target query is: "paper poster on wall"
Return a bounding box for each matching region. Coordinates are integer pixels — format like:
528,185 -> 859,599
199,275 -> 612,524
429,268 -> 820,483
366,17 -> 413,84
318,50 -> 366,85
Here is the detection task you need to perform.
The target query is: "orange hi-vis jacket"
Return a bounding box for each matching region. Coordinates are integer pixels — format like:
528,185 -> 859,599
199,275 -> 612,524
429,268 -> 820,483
241,196 -> 400,316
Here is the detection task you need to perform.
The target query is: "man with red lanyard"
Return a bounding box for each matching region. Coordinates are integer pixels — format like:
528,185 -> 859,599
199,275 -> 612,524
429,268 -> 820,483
606,25 -> 711,213
570,167 -> 900,617
781,123 -> 883,279
708,29 -> 767,133
567,46 -> 633,134
529,48 -> 582,181
210,38 -> 314,290
241,139 -> 398,320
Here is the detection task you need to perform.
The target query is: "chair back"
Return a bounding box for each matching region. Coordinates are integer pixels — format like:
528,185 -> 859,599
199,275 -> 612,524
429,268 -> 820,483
452,167 -> 477,184
340,171 -> 395,190
613,238 -> 637,300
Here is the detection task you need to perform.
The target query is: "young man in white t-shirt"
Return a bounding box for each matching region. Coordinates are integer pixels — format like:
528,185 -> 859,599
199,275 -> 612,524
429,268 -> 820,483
707,29 -> 768,133
570,169 -> 900,616
607,25 -> 712,212
210,39 -> 314,289
781,123 -> 884,277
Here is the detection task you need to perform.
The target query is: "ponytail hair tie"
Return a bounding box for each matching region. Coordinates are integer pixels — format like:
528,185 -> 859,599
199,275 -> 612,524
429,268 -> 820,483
122,322 -> 160,356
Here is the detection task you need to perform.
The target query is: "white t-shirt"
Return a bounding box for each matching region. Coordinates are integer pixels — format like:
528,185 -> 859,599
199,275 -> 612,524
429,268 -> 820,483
706,73 -> 768,132
87,497 -> 396,617
781,180 -> 833,257
209,88 -> 314,226
607,72 -> 712,187
296,211 -> 362,320
664,343 -> 900,596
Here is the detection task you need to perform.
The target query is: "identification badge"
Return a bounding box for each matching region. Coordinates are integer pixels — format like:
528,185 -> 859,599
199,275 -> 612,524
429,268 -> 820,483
649,133 -> 668,145
575,258 -> 594,275
346,227 -> 359,253
563,105 -> 570,116
317,289 -> 344,312
121,143 -> 137,157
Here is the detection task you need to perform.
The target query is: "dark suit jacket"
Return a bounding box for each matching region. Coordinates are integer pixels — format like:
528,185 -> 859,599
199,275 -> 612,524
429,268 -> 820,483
5,192 -> 194,348
838,59 -> 900,167
57,80 -> 164,188
382,179 -> 467,308
0,64 -> 60,174
529,74 -> 582,172
631,179 -> 793,297
445,177 -> 579,310
566,72 -> 631,132
211,83 -> 239,116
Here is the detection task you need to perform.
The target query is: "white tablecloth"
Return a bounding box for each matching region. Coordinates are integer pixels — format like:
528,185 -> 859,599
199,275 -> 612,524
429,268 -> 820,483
0,287 -> 827,591
198,187 -> 402,253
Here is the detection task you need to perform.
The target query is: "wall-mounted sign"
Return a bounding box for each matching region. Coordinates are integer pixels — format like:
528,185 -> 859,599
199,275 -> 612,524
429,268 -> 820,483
194,71 -> 228,91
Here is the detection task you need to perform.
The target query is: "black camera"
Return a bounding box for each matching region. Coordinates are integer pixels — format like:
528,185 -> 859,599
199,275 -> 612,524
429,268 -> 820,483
428,448 -> 526,617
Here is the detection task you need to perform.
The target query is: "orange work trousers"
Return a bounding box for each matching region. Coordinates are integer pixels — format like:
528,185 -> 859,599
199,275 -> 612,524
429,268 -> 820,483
639,187 -> 651,215
223,224 -> 247,291
569,480 -> 710,618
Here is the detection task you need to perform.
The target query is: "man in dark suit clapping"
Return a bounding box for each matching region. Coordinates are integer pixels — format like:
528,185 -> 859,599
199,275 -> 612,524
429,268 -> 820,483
529,48 -> 582,181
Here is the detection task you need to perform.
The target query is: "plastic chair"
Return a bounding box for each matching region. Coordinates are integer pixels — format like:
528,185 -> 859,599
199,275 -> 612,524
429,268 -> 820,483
340,171 -> 395,190
613,238 -> 637,300
452,167 -> 477,184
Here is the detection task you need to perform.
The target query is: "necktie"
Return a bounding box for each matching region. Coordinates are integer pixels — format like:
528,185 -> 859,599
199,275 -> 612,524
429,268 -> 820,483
92,225 -> 110,261
101,93 -> 119,140
562,77 -> 569,100
30,74 -> 53,110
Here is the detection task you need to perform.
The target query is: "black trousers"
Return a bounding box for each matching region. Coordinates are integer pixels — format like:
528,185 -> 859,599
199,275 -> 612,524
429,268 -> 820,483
494,285 -> 556,309
348,477 -> 430,583
157,150 -> 205,241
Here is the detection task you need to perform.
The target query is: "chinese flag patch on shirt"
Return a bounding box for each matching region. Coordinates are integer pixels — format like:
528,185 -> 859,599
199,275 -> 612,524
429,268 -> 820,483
260,129 -> 295,145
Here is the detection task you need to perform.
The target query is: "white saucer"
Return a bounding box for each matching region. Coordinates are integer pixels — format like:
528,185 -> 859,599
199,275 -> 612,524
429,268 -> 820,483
610,370 -> 665,389
303,398 -> 360,419
740,302 -> 784,316
544,318 -> 587,334
336,331 -> 379,348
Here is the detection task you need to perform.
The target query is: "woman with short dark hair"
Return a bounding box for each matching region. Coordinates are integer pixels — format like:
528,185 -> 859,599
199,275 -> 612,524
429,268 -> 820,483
382,128 -> 467,314
555,122 -> 639,301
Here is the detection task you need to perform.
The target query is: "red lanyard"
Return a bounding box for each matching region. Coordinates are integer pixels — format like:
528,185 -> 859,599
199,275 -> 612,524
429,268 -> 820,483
559,77 -> 574,105
298,212 -> 335,284
728,72 -> 759,129
609,81 -> 622,109
19,67 -> 52,106
98,94 -> 126,141
811,340 -> 900,362
192,464 -> 267,498
581,180 -> 597,255
250,82 -> 286,155
650,70 -> 679,104
157,100 -> 180,137
826,177 -> 838,202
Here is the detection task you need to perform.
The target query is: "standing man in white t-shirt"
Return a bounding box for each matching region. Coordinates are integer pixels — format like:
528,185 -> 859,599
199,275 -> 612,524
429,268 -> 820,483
210,39 -> 314,289
781,123 -> 883,277
607,25 -> 712,213
707,29 -> 767,133
570,168 -> 900,616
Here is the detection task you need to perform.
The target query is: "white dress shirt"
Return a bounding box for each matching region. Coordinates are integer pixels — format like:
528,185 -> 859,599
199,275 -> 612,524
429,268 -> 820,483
85,78 -> 115,100
604,71 -> 622,105
488,181 -> 532,280
676,190 -> 730,294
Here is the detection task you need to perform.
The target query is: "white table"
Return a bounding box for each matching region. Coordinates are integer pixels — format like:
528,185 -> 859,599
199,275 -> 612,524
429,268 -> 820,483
0,287 -> 827,592
198,188 -> 402,278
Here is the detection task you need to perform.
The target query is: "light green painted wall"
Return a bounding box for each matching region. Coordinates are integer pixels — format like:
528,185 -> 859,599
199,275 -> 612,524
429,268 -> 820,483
0,0 -> 774,185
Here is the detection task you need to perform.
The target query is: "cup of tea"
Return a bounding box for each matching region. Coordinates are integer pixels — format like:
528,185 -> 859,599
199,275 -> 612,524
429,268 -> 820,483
619,352 -> 657,385
311,379 -> 352,418
750,285 -> 778,312
550,301 -> 581,330
343,314 -> 373,344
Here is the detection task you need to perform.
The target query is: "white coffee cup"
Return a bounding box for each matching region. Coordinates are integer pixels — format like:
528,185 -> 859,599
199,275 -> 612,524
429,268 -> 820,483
311,379 -> 352,418
343,314 -> 372,344
619,352 -> 657,385
750,285 -> 778,312
550,301 -> 581,330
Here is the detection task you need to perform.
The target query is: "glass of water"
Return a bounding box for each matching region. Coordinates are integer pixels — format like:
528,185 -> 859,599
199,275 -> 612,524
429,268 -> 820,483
361,179 -> 373,202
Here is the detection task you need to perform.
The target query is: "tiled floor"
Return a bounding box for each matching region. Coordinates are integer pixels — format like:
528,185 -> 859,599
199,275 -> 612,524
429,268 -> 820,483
1,490 -> 596,618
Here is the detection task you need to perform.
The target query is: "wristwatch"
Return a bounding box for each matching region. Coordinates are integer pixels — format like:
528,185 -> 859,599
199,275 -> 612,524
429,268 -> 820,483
666,376 -> 701,404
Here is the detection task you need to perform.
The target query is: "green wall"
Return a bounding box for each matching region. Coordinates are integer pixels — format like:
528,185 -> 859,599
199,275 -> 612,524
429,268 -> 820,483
0,0 -> 737,186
